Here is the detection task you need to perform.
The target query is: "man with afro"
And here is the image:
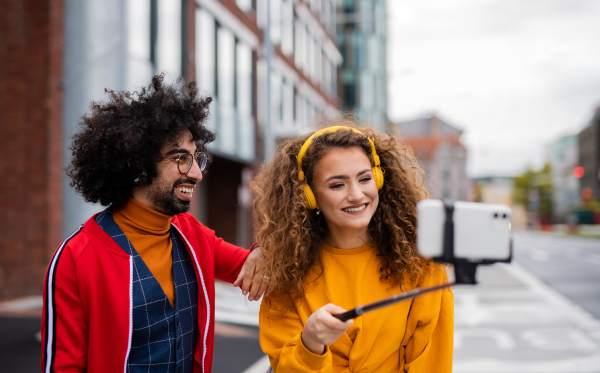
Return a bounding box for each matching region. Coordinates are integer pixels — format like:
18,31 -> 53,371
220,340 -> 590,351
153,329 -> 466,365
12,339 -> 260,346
41,74 -> 269,373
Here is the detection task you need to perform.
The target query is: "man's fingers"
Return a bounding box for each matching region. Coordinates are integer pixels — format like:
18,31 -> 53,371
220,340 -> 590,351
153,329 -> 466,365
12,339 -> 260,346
232,263 -> 245,287
248,275 -> 270,301
234,247 -> 267,299
239,271 -> 254,296
233,262 -> 255,296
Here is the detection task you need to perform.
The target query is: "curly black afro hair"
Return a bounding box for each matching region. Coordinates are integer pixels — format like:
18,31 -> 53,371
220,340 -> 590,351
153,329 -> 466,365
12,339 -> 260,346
67,73 -> 215,209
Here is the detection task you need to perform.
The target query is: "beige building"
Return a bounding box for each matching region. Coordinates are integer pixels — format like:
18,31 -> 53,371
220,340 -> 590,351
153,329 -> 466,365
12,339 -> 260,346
471,176 -> 528,230
392,115 -> 469,201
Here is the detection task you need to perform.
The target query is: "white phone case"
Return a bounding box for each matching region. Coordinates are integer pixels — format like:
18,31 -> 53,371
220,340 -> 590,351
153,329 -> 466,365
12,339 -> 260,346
417,200 -> 512,262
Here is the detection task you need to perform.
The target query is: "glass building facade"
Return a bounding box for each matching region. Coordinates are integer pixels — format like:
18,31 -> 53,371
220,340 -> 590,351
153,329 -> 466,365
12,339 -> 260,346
338,0 -> 388,130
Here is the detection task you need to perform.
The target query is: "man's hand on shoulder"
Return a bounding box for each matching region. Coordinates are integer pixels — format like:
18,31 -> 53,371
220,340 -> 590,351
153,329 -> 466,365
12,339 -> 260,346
232,245 -> 273,301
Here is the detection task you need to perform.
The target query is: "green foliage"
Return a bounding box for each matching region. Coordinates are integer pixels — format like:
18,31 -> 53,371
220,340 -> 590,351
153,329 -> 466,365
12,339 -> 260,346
512,163 -> 554,222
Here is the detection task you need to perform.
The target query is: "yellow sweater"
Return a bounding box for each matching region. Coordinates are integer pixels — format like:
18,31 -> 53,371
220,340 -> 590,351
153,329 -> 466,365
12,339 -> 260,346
259,244 -> 454,372
113,198 -> 176,308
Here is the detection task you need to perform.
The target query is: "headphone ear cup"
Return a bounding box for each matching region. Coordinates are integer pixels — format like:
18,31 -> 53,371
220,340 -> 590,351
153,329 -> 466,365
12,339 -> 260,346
303,184 -> 317,209
373,167 -> 384,190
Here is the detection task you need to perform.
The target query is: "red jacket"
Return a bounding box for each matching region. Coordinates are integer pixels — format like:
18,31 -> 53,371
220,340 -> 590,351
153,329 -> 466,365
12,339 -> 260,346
41,212 -> 250,373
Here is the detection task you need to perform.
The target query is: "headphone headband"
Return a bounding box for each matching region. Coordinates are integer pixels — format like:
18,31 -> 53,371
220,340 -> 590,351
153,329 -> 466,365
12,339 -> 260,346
297,126 -> 380,180
296,125 -> 384,209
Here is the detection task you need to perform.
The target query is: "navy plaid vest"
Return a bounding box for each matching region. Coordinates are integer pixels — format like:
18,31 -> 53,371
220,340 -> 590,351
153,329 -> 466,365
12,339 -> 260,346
96,210 -> 199,373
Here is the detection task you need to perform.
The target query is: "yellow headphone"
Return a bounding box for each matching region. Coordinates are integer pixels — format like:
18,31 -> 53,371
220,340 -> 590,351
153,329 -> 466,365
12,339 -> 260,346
296,126 -> 385,209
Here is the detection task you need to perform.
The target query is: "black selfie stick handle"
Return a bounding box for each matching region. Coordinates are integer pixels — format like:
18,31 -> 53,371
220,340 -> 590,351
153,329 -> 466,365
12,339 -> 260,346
334,282 -> 455,322
334,308 -> 361,322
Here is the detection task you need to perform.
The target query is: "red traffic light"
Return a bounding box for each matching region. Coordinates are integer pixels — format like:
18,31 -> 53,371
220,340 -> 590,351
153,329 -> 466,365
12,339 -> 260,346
573,166 -> 584,178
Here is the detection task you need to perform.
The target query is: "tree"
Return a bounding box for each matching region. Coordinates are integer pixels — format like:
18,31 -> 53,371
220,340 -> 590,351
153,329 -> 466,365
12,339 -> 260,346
512,163 -> 554,224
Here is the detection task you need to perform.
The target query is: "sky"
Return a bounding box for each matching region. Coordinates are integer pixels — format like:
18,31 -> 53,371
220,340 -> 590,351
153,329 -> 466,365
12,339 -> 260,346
386,0 -> 600,178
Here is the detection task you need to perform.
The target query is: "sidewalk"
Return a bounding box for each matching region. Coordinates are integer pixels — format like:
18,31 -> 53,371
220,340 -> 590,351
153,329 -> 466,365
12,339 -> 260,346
453,263 -> 600,372
0,296 -> 43,318
215,263 -> 600,373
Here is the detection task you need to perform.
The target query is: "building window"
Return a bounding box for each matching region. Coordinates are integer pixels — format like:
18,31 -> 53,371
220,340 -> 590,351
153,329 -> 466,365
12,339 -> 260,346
295,90 -> 304,124
322,54 -> 330,95
311,0 -> 320,13
217,27 -> 235,108
354,32 -> 364,69
236,0 -> 253,12
305,28 -> 313,79
303,96 -> 310,123
360,73 -> 374,111
236,41 -> 253,117
344,71 -> 356,108
270,72 -> 282,129
314,41 -> 322,86
127,0 -> 152,87
270,0 -> 281,45
293,86 -> 298,123
331,58 -> 337,95
236,40 -> 254,160
155,0 -> 182,76
216,26 -> 236,151
294,18 -> 304,70
195,8 -> 216,95
281,0 -> 294,56
282,78 -> 294,127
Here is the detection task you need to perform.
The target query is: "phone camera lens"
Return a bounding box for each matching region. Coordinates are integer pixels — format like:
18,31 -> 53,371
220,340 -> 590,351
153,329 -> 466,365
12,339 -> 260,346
493,212 -> 498,218
503,213 -> 507,219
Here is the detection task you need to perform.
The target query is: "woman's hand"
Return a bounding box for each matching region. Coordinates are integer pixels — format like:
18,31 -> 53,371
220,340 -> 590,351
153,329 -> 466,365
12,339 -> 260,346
301,303 -> 354,354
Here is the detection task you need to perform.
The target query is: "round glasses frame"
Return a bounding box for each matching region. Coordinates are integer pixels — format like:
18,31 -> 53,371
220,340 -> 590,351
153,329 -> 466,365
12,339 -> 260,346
173,152 -> 208,174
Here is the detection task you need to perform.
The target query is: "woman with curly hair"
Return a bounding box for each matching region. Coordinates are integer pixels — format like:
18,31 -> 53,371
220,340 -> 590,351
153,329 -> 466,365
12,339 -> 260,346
252,120 -> 454,372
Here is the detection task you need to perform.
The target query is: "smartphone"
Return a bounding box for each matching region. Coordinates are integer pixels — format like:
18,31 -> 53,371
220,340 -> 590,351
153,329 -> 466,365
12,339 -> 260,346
416,200 -> 512,263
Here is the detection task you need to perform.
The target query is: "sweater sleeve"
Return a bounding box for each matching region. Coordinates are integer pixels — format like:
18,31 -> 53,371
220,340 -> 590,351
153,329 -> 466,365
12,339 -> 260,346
401,262 -> 454,373
259,296 -> 333,372
41,242 -> 88,373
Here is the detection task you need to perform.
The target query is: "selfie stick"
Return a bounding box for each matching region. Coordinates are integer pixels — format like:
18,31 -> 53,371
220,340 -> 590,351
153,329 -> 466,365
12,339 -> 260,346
334,200 -> 483,322
333,281 -> 455,322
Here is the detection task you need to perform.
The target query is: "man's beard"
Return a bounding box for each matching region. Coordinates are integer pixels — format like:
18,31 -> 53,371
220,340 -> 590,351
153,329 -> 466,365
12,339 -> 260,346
147,179 -> 195,216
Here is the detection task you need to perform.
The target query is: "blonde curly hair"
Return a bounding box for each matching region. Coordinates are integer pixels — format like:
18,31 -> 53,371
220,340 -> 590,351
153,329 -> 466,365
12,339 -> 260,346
251,118 -> 430,308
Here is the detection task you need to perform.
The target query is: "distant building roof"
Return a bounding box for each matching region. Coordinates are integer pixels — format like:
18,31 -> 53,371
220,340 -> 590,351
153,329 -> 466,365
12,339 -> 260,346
402,136 -> 464,161
393,115 -> 464,161
394,115 -> 463,139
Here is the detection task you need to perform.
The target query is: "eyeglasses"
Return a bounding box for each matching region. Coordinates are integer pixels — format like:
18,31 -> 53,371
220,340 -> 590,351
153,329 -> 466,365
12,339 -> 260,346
166,152 -> 208,174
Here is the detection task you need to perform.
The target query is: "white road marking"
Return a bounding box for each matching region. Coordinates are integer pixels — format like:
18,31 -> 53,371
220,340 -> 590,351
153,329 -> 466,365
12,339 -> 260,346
455,329 -> 515,350
520,328 -> 596,351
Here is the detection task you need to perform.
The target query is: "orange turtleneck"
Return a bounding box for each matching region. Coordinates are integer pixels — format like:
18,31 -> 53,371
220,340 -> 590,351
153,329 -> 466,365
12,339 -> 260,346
113,198 -> 176,307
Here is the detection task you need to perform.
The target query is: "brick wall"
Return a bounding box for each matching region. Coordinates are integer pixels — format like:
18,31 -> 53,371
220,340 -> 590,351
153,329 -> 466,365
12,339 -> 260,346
0,0 -> 64,297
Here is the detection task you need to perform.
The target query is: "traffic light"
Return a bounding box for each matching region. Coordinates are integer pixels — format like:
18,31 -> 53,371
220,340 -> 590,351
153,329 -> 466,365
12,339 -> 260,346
573,166 -> 584,178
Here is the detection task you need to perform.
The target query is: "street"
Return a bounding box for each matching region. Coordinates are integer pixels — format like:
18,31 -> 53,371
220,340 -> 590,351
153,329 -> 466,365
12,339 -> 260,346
511,231 -> 600,319
1,230 -> 599,372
